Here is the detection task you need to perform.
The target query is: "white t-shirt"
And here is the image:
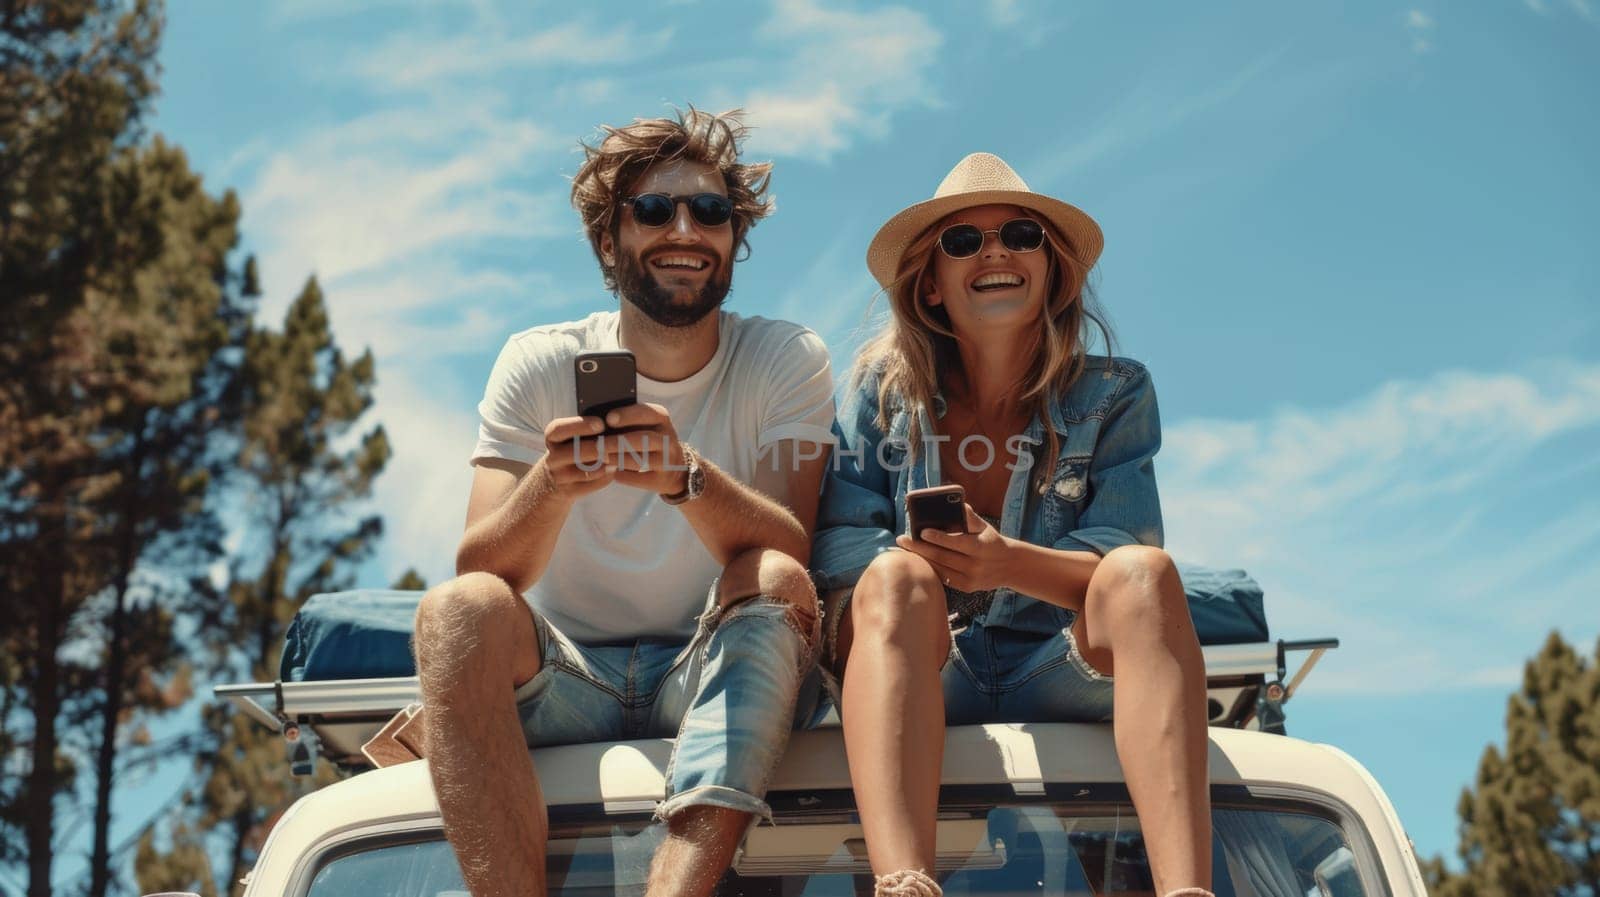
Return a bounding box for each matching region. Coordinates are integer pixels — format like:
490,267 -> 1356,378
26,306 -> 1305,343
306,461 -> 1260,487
473,310 -> 836,642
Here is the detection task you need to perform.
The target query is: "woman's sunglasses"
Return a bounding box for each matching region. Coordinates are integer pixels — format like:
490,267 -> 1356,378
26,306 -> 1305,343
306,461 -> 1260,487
938,218 -> 1046,259
623,193 -> 734,229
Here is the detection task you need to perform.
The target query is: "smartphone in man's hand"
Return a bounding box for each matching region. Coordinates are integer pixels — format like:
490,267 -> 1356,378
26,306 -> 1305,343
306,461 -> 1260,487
906,484 -> 968,540
574,350 -> 637,426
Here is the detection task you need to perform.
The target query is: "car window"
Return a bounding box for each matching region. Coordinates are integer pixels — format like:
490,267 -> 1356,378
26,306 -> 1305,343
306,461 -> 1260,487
305,802 -> 1374,897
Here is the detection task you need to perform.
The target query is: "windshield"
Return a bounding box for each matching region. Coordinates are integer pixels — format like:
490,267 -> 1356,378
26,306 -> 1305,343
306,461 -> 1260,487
304,799 -> 1373,897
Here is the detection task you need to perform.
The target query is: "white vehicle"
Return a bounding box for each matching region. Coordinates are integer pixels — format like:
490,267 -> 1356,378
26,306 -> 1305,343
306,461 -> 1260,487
189,637 -> 1430,897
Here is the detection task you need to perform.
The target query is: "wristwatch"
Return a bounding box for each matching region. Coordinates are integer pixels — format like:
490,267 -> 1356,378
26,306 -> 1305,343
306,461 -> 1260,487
660,445 -> 705,505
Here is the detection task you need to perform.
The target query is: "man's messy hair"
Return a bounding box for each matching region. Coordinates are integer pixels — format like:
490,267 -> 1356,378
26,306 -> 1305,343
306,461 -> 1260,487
571,106 -> 774,292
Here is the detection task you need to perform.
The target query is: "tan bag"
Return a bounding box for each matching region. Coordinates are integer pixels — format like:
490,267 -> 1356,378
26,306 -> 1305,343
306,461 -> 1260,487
361,701 -> 427,768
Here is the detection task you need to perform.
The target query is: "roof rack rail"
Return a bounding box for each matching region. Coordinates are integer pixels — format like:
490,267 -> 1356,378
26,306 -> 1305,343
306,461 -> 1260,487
217,637 -> 1339,775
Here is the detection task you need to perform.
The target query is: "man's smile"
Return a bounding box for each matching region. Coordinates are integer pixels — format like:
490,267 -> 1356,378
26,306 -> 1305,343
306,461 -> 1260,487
649,253 -> 713,273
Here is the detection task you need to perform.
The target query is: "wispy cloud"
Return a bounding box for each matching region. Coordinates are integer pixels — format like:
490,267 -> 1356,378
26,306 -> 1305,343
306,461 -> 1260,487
1523,0 -> 1597,20
1163,362 -> 1600,693
732,0 -> 943,161
368,372 -> 481,586
987,0 -> 1023,28
1406,9 -> 1435,54
1028,44 -> 1294,185
233,89 -> 584,592
241,96 -> 566,326
771,228 -> 884,364
342,22 -> 676,91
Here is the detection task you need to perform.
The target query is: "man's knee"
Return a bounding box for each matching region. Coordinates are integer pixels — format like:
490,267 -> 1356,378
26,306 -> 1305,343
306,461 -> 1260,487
414,572 -> 539,682
717,548 -> 819,646
718,548 -> 814,607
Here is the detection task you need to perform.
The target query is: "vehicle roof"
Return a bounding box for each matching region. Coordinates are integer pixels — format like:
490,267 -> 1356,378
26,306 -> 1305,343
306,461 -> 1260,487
247,723 -> 1426,896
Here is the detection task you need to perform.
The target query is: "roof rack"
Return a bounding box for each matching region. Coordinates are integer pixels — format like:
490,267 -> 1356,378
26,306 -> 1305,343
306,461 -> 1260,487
218,637 -> 1338,775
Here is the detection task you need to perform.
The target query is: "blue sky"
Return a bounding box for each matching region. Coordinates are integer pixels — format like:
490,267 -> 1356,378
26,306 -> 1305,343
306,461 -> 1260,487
99,0 -> 1600,878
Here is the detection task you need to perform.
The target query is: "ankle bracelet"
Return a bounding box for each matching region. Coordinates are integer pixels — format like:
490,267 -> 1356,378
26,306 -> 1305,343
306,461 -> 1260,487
875,869 -> 941,897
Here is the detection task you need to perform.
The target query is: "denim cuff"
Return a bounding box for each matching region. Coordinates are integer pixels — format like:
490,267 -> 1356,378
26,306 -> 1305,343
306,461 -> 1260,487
655,784 -> 773,825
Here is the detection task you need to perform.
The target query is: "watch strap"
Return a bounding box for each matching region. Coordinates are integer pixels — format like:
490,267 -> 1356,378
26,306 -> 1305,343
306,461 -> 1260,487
660,445 -> 703,505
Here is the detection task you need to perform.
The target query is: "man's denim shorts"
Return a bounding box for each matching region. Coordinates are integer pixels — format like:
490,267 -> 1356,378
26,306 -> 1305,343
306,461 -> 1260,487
512,584 -> 822,746
823,589 -> 1114,725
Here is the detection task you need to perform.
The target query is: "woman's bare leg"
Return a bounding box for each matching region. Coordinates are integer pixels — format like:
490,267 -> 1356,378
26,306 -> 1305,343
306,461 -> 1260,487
1076,545 -> 1211,895
837,551 -> 952,877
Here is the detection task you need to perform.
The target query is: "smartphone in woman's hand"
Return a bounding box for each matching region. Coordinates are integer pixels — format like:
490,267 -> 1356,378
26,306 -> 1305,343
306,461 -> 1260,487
906,484 -> 967,540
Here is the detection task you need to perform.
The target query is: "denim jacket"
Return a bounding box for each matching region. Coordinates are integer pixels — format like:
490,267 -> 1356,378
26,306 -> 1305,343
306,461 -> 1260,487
811,356 -> 1164,636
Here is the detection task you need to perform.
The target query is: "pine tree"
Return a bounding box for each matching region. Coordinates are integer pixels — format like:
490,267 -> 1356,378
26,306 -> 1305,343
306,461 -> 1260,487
134,821 -> 216,897
1430,631 -> 1600,897
3,136 -> 249,897
79,137 -> 255,897
2,6 -> 253,896
138,276 -> 391,897
391,568 -> 428,590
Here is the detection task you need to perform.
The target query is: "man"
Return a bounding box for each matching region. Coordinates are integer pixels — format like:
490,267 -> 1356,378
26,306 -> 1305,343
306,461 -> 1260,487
413,108 -> 835,897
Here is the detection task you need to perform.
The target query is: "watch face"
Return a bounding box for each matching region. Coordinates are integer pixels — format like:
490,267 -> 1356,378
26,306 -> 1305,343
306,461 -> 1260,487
662,448 -> 704,505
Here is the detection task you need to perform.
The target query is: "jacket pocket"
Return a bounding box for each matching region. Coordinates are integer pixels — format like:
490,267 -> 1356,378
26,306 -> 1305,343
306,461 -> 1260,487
1041,454 -> 1092,532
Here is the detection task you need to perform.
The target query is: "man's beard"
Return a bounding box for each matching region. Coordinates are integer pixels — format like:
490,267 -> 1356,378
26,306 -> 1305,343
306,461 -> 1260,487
614,250 -> 731,329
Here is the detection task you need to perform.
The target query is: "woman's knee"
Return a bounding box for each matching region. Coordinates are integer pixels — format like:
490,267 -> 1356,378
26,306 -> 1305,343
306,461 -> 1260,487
1084,545 -> 1187,647
850,550 -> 949,646
859,548 -> 942,593
1092,545 -> 1179,596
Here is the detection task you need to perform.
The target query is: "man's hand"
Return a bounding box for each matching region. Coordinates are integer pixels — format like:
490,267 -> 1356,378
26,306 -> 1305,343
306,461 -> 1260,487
539,415 -> 616,500
895,504 -> 1016,592
598,403 -> 691,496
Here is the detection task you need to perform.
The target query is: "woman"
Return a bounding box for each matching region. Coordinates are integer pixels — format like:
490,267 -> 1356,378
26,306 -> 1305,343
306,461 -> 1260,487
811,153 -> 1213,897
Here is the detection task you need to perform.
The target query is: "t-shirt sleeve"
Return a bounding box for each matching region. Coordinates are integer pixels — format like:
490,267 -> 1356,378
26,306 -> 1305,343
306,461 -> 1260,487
473,335 -> 554,466
757,329 -> 837,448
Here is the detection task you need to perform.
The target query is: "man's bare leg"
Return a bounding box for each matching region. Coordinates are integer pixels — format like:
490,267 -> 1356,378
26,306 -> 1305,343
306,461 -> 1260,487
1077,546 -> 1212,896
645,806 -> 748,897
415,571 -> 548,897
645,548 -> 819,897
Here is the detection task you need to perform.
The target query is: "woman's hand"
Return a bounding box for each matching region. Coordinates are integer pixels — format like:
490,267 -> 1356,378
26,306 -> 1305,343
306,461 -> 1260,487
895,505 -> 1017,593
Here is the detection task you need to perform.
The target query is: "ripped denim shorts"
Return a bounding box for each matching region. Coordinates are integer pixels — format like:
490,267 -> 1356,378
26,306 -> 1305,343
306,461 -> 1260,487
513,582 -> 823,822
820,589 -> 1113,726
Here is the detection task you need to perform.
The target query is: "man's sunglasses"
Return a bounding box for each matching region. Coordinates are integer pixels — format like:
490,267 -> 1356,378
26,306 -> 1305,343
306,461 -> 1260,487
938,218 -> 1046,259
623,193 -> 734,229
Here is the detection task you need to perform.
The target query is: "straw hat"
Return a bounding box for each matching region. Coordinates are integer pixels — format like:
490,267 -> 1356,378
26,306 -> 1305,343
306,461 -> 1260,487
866,152 -> 1103,289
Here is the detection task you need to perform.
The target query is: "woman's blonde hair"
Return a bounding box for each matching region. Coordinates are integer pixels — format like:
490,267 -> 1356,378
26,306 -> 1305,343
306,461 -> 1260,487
854,212 -> 1113,478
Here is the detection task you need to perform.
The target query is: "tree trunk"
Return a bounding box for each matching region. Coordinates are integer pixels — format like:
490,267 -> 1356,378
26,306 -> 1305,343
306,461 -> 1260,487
27,515 -> 65,897
226,809 -> 251,897
86,585 -> 128,897
88,437 -> 145,897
